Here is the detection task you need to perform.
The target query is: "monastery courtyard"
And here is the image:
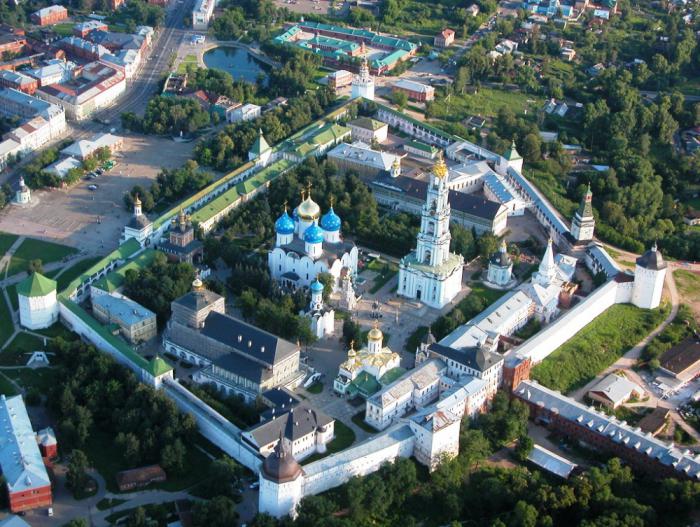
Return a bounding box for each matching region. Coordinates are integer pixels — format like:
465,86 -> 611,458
0,135 -> 195,254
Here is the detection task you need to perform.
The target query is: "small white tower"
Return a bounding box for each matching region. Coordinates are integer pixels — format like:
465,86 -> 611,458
275,204 -> 295,247
496,140 -> 523,175
571,183 -> 595,243
310,278 -> 324,311
351,55 -> 375,101
304,278 -> 335,338
258,431 -> 304,519
390,156 -> 401,178
486,240 -> 513,287
533,238 -> 556,287
15,177 -> 31,205
133,194 -> 142,217
17,272 -> 58,330
249,129 -> 272,167
367,321 -> 383,354
632,243 -> 667,309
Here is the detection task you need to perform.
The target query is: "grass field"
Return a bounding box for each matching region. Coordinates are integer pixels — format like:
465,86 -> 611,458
0,373 -> 17,396
52,22 -> 74,36
3,367 -> 60,394
6,238 -> 77,277
0,232 -> 18,259
6,284 -> 18,311
532,303 -> 670,394
0,293 -> 13,348
177,54 -> 198,74
351,411 -> 379,433
428,87 -> 544,120
367,259 -> 399,294
302,421 -> 356,464
0,332 -> 46,366
55,256 -> 103,291
674,270 -> 700,303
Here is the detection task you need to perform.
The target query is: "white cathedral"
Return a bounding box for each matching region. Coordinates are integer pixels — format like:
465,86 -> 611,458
397,154 -> 464,309
268,191 -> 358,291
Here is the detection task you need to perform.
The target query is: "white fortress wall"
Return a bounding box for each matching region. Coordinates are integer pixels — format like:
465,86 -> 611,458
302,424 -> 416,496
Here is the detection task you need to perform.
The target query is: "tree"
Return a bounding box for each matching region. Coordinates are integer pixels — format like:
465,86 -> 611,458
65,520 -> 89,527
27,259 -> 43,274
126,507 -> 148,527
342,318 -> 363,347
160,438 -> 187,475
192,496 -> 238,527
392,90 -> 409,110
66,449 -> 90,493
521,133 -> 542,162
514,434 -> 534,462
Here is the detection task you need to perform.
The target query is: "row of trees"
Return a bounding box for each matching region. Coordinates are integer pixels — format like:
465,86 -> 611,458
124,160 -> 213,213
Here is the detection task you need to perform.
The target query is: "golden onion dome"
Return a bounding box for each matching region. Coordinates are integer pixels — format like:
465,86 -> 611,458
367,322 -> 383,342
192,278 -> 203,291
133,194 -> 142,206
432,152 -> 448,180
297,194 -> 321,221
348,340 -> 357,357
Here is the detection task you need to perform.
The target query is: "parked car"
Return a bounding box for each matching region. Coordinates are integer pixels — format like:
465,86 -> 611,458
88,184 -> 98,191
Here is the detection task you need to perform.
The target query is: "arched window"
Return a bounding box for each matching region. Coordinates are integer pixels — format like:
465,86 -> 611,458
424,250 -> 432,264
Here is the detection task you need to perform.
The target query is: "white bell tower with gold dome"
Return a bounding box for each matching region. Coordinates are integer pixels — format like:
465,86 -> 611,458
397,153 -> 464,309
351,53 -> 375,101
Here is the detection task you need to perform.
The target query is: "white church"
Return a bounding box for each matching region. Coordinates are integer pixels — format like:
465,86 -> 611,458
301,278 -> 335,338
268,193 -> 358,291
397,154 -> 464,309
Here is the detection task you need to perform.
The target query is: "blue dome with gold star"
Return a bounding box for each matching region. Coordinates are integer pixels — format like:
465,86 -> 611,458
304,223 -> 324,244
320,207 -> 341,232
275,210 -> 295,235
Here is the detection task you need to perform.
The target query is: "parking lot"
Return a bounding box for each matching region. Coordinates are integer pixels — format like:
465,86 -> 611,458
0,135 -> 195,255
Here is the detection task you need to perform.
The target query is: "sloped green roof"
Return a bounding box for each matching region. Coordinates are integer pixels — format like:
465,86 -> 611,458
379,367 -> 407,385
577,184 -> 594,219
147,356 -> 173,377
250,131 -> 271,157
406,140 -> 438,154
349,117 -> 386,132
351,371 -> 381,397
92,249 -> 158,293
504,141 -> 522,161
17,272 -> 56,297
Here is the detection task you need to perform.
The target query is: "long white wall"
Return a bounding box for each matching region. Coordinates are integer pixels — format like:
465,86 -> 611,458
510,280 -> 621,364
302,424 -> 416,496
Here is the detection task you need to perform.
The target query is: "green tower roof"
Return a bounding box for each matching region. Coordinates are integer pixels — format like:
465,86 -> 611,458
577,184 -> 594,219
503,140 -> 522,161
16,272 -> 57,298
146,356 -> 173,377
249,129 -> 270,157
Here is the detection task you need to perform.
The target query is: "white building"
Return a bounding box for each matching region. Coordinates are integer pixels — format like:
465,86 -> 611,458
17,272 -> 59,330
570,184 -> 595,244
61,133 -> 122,160
25,59 -> 77,87
268,193 -> 358,291
631,243 -> 667,309
302,279 -> 335,339
192,0 -> 216,30
258,435 -> 305,519
121,196 -> 153,246
351,57 -> 374,101
348,117 -> 388,143
327,141 -> 402,178
45,156 -> 81,178
248,129 -> 272,167
397,155 -> 464,309
230,103 -> 261,123
14,177 -> 31,205
486,240 -> 513,287
334,324 -> 401,397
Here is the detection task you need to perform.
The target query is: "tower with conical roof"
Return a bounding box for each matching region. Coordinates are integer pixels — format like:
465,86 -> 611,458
249,129 -> 272,166
397,152 -> 464,309
258,430 -> 304,518
17,272 -> 58,330
497,140 -> 523,175
632,242 -> 667,309
571,183 -> 595,243
533,238 -> 556,287
351,56 -> 375,101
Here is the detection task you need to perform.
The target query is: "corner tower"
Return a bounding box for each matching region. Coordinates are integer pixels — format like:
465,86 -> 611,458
571,184 -> 595,243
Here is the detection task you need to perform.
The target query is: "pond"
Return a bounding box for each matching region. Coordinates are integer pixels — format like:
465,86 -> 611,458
203,46 -> 269,84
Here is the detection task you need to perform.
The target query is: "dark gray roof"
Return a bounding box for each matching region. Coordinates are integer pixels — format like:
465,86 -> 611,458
659,337 -> 700,375
173,289 -> 223,311
428,343 -> 503,371
128,214 -> 152,229
281,237 -> 355,262
246,402 -> 333,447
636,246 -> 667,271
202,311 -> 298,366
372,175 -> 503,220
159,239 -> 203,256
213,352 -> 269,384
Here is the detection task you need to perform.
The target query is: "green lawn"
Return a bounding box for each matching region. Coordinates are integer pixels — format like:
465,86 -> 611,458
428,87 -> 544,120
35,322 -> 77,340
55,256 -> 102,291
532,303 -> 670,394
6,284 -> 18,311
0,232 -> 18,259
0,332 -> 46,366
351,411 -> 379,433
302,421 -> 356,464
6,238 -> 78,277
307,381 -> 323,394
674,270 -> 700,303
52,22 -> 74,36
96,498 -> 128,511
0,292 -> 13,348
176,54 -> 198,74
3,367 -> 60,394
368,260 -> 399,294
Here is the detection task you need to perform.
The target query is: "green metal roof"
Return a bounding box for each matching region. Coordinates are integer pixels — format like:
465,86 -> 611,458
577,184 -> 593,218
191,187 -> 240,224
351,371 -> 381,397
91,249 -> 158,293
349,117 -> 386,132
503,141 -> 522,161
379,367 -> 407,385
148,356 -> 173,377
406,140 -> 438,154
16,272 -> 56,297
59,238 -> 142,298
249,131 -> 270,157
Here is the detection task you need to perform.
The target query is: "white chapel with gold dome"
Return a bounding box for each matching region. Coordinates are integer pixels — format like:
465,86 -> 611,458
397,153 -> 464,309
333,323 -> 401,398
268,187 -> 358,291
